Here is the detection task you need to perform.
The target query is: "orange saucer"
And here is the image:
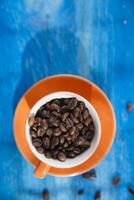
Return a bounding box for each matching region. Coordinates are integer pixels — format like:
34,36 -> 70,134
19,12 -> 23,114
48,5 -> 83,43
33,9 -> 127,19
14,75 -> 116,176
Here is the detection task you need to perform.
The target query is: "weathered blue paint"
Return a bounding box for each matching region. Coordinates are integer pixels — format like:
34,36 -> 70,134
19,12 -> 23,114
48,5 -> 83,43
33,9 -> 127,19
0,0 -> 134,199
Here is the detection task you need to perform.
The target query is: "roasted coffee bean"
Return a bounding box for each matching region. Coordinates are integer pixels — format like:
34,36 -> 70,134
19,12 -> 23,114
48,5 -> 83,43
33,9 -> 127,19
30,130 -> 37,138
79,101 -> 85,111
78,189 -> 84,195
61,105 -> 68,113
73,107 -> 81,118
63,141 -> 69,148
70,113 -> 79,124
52,111 -> 61,118
52,99 -> 60,105
94,191 -> 101,200
66,145 -> 74,151
41,110 -> 47,118
68,98 -> 77,110
32,138 -> 42,147
53,128 -> 62,136
45,151 -> 52,159
84,131 -> 94,140
45,102 -> 51,109
28,115 -> 35,127
46,128 -> 53,137
41,119 -> 48,130
43,137 -> 50,149
89,123 -> 95,131
112,176 -> 121,186
58,151 -> 66,162
69,126 -> 76,135
76,123 -> 83,130
64,98 -> 70,105
59,123 -> 67,132
128,187 -> 134,196
37,147 -> 44,154
79,114 -> 83,122
51,137 -> 59,149
66,136 -> 72,141
62,112 -> 69,122
74,148 -> 81,154
82,169 -> 97,179
32,125 -> 38,132
75,136 -> 86,146
65,117 -> 73,129
72,130 -> 79,142
60,135 -> 65,144
37,127 -> 46,137
83,108 -> 90,120
84,117 -> 92,127
42,189 -> 49,200
52,149 -> 59,159
50,103 -> 60,112
67,152 -> 75,158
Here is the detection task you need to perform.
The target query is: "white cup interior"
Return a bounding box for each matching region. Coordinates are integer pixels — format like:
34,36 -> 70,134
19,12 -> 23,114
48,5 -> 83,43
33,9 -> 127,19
26,91 -> 101,168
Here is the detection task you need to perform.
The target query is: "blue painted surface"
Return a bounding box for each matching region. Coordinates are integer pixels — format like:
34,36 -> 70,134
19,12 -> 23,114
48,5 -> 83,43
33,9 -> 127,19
0,0 -> 134,199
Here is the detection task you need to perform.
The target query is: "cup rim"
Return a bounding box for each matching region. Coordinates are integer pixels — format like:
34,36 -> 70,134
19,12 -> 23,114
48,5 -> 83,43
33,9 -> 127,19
26,91 -> 101,168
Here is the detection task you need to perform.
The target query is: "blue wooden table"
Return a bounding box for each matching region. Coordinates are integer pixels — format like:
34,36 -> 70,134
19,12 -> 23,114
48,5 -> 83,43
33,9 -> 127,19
0,0 -> 134,199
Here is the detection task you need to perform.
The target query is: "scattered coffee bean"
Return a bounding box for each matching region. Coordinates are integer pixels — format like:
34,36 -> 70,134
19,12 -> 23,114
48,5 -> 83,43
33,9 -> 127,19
127,103 -> 133,112
94,190 -> 101,200
128,187 -> 134,196
42,189 -> 49,200
82,169 -> 97,179
58,151 -> 66,161
28,97 -> 95,162
112,176 -> 120,186
78,189 -> 84,195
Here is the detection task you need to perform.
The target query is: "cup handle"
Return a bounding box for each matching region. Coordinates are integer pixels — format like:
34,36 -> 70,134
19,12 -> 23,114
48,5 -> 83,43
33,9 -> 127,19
34,161 -> 50,179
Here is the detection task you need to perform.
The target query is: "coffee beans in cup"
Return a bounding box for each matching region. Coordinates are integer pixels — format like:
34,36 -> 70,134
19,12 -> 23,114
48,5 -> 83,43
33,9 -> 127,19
28,98 -> 95,162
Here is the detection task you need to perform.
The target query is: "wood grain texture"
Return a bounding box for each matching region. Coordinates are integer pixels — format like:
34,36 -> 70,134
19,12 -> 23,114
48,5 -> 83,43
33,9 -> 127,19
0,0 -> 134,199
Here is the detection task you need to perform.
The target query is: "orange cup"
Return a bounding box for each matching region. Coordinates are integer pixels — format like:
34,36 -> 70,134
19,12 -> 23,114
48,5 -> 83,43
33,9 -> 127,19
14,75 -> 116,178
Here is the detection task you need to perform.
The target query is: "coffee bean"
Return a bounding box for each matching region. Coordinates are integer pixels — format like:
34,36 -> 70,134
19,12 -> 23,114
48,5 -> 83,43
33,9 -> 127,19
66,145 -> 74,151
69,126 -> 76,135
94,190 -> 101,200
32,138 -> 42,147
52,99 -> 60,105
89,123 -> 95,131
112,176 -> 120,186
82,169 -> 97,179
70,113 -> 79,124
79,114 -> 83,122
73,107 -> 80,118
46,128 -> 53,137
61,105 -> 68,113
41,110 -> 48,118
84,117 -> 92,127
128,187 -> 134,196
52,149 -> 59,159
42,189 -> 49,200
83,108 -> 90,120
28,115 -> 35,127
68,98 -> 77,110
32,125 -> 38,132
76,123 -> 83,130
45,102 -> 51,109
78,189 -> 84,195
51,137 -> 59,150
50,103 -> 60,112
53,128 -> 62,136
58,151 -> 66,162
60,123 -> 67,132
63,141 -> 69,148
75,136 -> 86,146
67,152 -> 75,158
60,135 -> 65,144
84,131 -> 94,140
37,147 -> 44,154
62,112 -> 69,122
30,130 -> 37,138
79,101 -> 85,111
37,128 -> 46,137
64,98 -> 70,105
65,117 -> 73,129
41,119 -> 48,130
45,151 -> 52,159
43,137 -> 50,149
82,140 -> 91,148
74,148 -> 81,154
52,111 -> 61,118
